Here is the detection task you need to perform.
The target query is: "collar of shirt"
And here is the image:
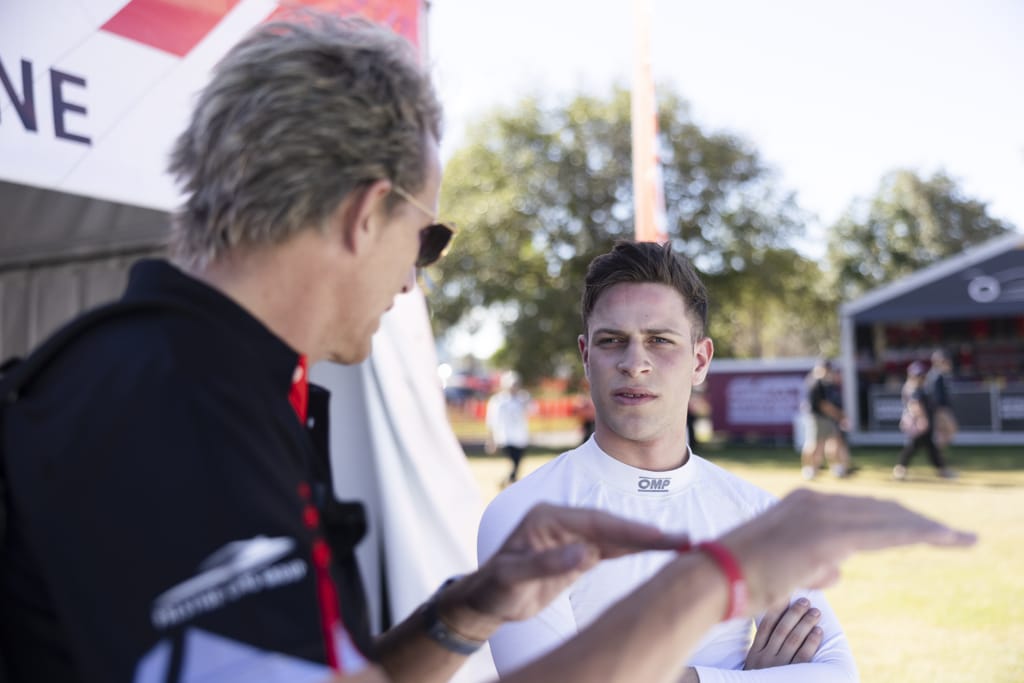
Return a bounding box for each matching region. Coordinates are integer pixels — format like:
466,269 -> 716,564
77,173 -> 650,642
289,355 -> 309,424
578,437 -> 699,496
122,259 -> 303,407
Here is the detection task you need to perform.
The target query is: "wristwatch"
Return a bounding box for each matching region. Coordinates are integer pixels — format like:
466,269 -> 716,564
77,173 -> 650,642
422,576 -> 486,655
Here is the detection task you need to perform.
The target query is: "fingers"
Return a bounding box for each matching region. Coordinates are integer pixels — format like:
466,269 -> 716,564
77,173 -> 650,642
769,600 -> 820,662
470,543 -> 595,622
725,489 -> 976,614
877,507 -> 977,549
568,506 -> 688,555
746,599 -> 824,669
478,504 -> 691,624
517,504 -> 689,559
765,599 -> 810,655
749,605 -> 786,652
816,492 -> 978,552
774,489 -> 978,554
860,492 -> 972,540
498,543 -> 592,585
792,626 -> 823,664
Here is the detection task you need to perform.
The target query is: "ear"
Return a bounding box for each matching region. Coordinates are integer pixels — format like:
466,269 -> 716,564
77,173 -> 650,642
328,179 -> 393,256
578,334 -> 590,379
692,336 -> 714,386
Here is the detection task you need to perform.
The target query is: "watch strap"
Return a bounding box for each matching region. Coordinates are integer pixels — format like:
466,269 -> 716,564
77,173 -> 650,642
422,577 -> 485,655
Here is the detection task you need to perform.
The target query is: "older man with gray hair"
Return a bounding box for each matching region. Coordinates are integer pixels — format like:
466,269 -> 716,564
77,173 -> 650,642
0,11 -> 975,683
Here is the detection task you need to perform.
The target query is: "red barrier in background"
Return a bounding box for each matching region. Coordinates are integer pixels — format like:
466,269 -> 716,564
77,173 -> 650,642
460,396 -> 580,421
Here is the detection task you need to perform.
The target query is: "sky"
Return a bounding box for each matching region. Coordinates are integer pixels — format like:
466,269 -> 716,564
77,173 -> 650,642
426,0 -> 1023,359
427,0 -> 1024,252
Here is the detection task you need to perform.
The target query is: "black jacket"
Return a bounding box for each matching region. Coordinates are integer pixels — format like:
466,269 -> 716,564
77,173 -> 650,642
0,260 -> 371,682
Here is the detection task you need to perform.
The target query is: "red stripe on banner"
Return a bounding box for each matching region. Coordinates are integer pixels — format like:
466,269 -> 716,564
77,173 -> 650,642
101,0 -> 240,57
268,0 -> 422,48
102,0 -> 423,59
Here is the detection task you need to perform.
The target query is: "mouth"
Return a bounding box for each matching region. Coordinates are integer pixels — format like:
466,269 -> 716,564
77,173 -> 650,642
613,388 -> 657,404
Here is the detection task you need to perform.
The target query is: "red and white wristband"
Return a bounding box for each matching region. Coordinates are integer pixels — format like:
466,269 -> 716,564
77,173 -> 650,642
679,540 -> 748,621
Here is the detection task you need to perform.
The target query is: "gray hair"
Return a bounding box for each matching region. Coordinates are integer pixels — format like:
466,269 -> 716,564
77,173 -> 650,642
168,11 -> 442,268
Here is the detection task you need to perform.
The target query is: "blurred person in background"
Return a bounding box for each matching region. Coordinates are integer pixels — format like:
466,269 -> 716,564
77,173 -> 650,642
486,370 -> 532,485
574,378 -> 597,446
800,359 -> 851,480
926,349 -> 959,460
895,361 -> 957,481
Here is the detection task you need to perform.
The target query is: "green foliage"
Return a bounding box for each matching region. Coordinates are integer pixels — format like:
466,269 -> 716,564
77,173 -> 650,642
432,86 -> 832,382
706,248 -> 839,358
826,169 -> 1014,301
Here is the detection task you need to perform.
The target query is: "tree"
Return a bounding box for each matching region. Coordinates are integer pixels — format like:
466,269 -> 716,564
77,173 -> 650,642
826,169 -> 1014,301
707,248 -> 838,359
431,86 -> 828,383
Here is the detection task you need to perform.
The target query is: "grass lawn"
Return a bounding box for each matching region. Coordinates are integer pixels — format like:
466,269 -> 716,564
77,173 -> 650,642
465,442 -> 1024,682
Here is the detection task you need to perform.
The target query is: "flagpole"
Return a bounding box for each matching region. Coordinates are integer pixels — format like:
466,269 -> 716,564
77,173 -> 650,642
631,0 -> 668,243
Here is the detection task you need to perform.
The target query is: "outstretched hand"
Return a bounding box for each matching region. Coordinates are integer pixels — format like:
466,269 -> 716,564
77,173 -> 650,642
720,489 -> 976,613
466,503 -> 688,623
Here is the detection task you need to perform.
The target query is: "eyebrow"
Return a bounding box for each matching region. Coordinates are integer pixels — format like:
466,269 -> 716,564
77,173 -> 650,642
591,327 -> 684,337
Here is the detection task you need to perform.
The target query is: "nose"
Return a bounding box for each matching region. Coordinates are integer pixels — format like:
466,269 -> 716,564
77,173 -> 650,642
400,266 -> 417,294
616,341 -> 652,377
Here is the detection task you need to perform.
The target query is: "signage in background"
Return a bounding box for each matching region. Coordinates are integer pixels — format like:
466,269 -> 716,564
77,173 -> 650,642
724,375 -> 806,426
704,359 -> 816,443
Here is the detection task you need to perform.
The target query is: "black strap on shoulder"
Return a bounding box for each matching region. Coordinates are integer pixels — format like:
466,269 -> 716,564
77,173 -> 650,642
0,298 -> 187,551
0,298 -> 190,683
0,299 -> 186,403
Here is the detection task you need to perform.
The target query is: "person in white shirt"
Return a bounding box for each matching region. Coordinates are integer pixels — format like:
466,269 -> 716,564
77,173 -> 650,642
479,240 -> 858,682
486,370 -> 532,484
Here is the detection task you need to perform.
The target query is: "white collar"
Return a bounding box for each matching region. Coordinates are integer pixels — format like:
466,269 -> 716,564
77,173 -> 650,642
575,436 -> 699,496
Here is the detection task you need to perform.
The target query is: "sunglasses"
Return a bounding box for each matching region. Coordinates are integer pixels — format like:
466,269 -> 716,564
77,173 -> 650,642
391,185 -> 455,268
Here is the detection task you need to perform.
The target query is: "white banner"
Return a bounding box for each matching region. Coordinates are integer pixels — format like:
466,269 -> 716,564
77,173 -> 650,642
0,0 -> 287,209
0,0 -> 422,210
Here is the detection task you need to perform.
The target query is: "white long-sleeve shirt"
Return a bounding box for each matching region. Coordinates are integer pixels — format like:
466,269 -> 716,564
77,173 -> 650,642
477,438 -> 858,682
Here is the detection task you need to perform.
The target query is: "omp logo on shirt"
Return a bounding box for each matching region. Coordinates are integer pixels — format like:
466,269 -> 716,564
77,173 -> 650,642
637,476 -> 671,492
151,536 -> 307,629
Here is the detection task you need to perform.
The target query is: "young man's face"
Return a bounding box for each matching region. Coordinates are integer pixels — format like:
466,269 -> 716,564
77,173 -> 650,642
578,282 -> 713,461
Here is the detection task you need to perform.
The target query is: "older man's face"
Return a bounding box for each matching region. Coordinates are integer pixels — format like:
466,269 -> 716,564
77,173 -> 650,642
325,139 -> 443,365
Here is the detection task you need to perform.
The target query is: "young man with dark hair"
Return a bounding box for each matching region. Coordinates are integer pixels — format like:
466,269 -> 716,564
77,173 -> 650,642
480,241 -> 857,682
